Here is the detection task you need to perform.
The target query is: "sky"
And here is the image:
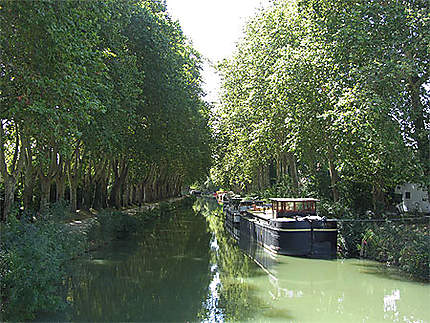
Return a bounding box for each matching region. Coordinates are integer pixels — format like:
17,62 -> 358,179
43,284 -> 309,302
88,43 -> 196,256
166,0 -> 267,103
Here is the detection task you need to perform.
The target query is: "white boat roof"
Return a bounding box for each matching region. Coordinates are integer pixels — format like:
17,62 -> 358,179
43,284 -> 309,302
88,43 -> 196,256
269,198 -> 319,202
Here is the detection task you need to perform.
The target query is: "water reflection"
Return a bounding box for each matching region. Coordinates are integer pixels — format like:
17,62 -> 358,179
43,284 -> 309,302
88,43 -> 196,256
37,198 -> 429,322
215,199 -> 429,323
197,198 -> 267,322
38,206 -> 213,322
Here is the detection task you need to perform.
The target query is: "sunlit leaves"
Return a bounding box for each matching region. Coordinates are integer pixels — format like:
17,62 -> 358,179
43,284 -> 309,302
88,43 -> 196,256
0,0 -> 211,215
212,0 -> 427,206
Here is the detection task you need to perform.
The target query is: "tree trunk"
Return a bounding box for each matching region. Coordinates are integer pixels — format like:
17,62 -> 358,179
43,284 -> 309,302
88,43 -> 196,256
83,185 -> 93,210
2,175 -> 16,221
39,175 -> 51,212
143,184 -> 148,202
82,174 -> 94,210
93,160 -> 109,210
93,178 -> 104,210
287,153 -> 299,194
175,178 -> 180,196
137,184 -> 143,204
22,136 -> 35,211
122,181 -> 130,207
0,120 -> 24,221
110,178 -> 121,208
69,178 -> 78,212
23,173 -> 35,211
130,184 -> 136,205
55,176 -> 66,202
327,148 -> 340,202
109,159 -> 128,209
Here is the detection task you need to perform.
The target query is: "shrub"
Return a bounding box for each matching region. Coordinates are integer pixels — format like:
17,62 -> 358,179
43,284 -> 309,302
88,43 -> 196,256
0,200 -> 180,320
0,214 -> 85,321
338,219 -> 429,281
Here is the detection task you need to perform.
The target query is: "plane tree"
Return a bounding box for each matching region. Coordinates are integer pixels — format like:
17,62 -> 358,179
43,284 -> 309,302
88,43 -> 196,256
0,0 -> 211,219
212,0 -> 427,211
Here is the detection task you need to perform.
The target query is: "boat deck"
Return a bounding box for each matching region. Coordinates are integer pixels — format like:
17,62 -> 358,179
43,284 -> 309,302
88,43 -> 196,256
246,209 -> 319,222
246,209 -> 272,220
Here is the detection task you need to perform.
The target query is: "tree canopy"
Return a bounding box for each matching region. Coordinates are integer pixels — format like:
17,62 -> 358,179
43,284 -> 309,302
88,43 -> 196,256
0,0 -> 211,219
211,0 -> 429,211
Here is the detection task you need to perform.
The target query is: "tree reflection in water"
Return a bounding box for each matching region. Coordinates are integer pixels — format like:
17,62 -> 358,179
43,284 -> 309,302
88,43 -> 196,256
38,198 -> 269,322
196,198 -> 269,322
54,206 -> 213,322
37,199 -> 428,322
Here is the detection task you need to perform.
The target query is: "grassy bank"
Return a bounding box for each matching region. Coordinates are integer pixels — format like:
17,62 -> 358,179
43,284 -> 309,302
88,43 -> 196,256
0,197 -> 193,321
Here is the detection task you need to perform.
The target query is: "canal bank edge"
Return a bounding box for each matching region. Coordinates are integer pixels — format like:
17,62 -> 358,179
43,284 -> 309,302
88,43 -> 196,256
0,196 -> 195,321
67,195 -> 195,255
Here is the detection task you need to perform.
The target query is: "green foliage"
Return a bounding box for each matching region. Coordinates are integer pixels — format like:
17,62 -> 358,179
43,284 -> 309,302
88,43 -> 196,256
0,0 -> 212,218
363,222 -> 429,281
338,219 -> 429,281
211,0 -> 428,209
0,214 -> 85,321
0,198 -> 179,320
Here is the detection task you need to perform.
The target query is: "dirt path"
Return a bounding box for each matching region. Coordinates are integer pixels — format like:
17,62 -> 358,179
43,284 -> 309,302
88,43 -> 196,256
66,196 -> 188,233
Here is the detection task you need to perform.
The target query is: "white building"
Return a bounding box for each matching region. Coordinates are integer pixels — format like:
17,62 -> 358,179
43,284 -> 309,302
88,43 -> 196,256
394,183 -> 430,214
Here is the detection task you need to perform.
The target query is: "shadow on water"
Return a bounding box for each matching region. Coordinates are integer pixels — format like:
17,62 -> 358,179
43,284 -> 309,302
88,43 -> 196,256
352,261 -> 428,284
35,198 -> 430,323
36,206 -> 213,322
36,198 -> 274,322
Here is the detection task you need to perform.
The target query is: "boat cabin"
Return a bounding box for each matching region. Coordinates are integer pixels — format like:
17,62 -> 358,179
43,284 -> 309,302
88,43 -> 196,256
229,197 -> 243,210
269,198 -> 319,218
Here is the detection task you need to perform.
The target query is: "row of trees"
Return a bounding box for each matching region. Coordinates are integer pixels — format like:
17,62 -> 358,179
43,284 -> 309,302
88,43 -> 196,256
212,0 -> 429,210
0,0 -> 211,220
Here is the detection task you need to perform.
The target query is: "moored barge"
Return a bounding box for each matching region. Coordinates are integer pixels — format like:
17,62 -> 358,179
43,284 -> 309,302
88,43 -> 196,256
226,198 -> 337,259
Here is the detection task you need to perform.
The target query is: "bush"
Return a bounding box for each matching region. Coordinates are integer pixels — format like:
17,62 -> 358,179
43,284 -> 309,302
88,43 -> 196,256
338,219 -> 429,281
365,222 -> 429,280
0,214 -> 85,321
0,200 -> 180,320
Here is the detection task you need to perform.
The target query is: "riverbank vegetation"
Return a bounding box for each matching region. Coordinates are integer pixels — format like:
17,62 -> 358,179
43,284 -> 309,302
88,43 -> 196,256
1,0 -> 210,319
0,197 -> 191,320
338,219 -> 429,281
209,0 -> 429,280
0,0 -> 211,221
0,207 -> 84,320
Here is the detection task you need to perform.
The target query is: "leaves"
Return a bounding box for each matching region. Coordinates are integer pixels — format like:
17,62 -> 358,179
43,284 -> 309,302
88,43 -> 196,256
211,0 -> 428,208
0,0 -> 211,215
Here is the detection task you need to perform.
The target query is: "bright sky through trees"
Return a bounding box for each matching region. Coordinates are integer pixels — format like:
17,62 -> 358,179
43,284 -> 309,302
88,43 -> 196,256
167,0 -> 266,102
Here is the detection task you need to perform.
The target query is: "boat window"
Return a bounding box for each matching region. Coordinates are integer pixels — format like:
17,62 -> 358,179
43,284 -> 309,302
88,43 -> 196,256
301,202 -> 307,211
405,192 -> 411,199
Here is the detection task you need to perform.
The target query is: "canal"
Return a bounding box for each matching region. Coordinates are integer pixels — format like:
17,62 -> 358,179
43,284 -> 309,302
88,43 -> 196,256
38,198 -> 429,322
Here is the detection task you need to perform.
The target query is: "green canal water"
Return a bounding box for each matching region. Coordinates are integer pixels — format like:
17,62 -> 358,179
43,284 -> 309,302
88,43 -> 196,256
38,199 -> 429,322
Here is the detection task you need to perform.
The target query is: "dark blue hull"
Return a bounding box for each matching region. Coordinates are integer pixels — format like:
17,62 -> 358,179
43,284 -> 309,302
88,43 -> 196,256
239,212 -> 337,259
